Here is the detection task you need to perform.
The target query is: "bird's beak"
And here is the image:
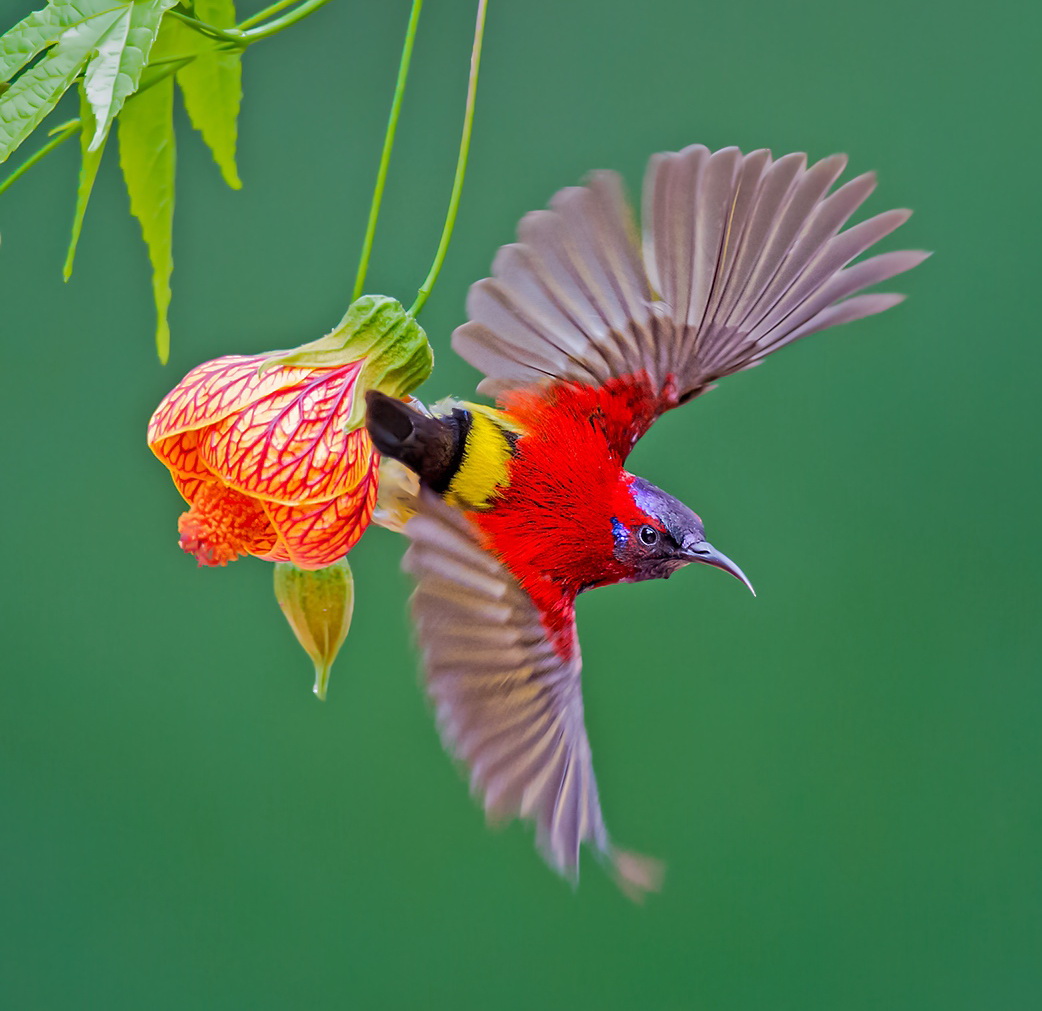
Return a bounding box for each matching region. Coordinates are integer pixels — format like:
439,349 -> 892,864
684,541 -> 756,596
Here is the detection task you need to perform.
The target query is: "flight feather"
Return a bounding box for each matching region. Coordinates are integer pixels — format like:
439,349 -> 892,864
453,144 -> 928,419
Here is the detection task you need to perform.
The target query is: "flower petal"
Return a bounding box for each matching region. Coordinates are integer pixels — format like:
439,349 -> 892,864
199,362 -> 373,504
260,456 -> 379,569
147,354 -> 317,443
150,426 -> 212,485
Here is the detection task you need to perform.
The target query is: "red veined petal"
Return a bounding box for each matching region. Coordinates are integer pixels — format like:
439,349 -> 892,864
171,472 -> 206,506
154,433 -> 294,562
198,362 -> 373,504
262,455 -> 379,569
150,428 -> 212,488
259,539 -> 292,563
147,355 -> 318,444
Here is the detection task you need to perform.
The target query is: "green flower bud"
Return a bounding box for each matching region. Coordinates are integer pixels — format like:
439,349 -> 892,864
274,558 -> 355,701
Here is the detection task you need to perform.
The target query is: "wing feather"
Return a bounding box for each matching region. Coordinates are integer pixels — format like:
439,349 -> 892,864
453,143 -> 926,421
402,490 -> 612,880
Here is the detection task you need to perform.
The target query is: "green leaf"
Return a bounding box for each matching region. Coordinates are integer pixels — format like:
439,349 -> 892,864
0,2 -> 124,164
153,5 -> 241,189
118,72 -> 175,362
176,0 -> 241,188
63,82 -> 106,280
82,0 -> 178,152
0,4 -> 65,82
0,0 -> 177,164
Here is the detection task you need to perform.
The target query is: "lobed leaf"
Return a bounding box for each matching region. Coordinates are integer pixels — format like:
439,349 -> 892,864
63,82 -> 106,280
81,7 -> 131,147
0,0 -> 178,164
177,0 -> 241,188
0,3 -> 65,83
0,3 -> 123,164
155,4 -> 242,189
118,71 -> 175,362
83,0 -> 178,152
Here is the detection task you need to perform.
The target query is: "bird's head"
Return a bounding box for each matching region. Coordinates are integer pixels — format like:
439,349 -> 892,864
611,476 -> 755,593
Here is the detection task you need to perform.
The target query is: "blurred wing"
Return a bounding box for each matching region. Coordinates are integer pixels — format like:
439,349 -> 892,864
402,490 -> 607,879
396,484 -> 663,895
454,144 -> 927,416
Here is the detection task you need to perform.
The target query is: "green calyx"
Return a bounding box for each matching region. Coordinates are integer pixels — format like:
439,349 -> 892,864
260,294 -> 433,430
273,557 -> 355,702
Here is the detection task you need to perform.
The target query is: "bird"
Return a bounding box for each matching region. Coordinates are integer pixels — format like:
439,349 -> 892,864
365,143 -> 927,895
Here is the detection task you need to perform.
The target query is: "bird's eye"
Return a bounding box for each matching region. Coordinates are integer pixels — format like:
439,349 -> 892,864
638,525 -> 658,546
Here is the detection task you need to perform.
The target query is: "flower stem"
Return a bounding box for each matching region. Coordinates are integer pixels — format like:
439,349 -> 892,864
0,121 -> 79,197
167,9 -> 244,44
168,0 -> 334,46
237,0 -> 336,43
237,0 -> 301,31
410,0 -> 488,318
352,0 -> 423,301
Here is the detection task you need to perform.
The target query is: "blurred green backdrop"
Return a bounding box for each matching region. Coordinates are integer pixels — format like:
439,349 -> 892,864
2,0 -> 1040,1008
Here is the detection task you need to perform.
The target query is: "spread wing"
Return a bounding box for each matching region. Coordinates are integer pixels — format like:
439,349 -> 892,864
453,144 -> 928,419
402,489 -> 659,895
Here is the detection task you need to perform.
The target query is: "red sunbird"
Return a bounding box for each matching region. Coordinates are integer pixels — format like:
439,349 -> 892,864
367,143 -> 927,895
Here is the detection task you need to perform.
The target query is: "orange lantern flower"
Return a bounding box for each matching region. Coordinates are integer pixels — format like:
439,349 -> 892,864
148,296 -> 433,570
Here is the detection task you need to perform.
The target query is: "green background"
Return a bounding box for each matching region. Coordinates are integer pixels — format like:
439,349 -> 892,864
2,0 -> 1039,1007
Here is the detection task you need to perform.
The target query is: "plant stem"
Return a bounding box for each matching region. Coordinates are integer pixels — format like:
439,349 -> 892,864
238,0 -> 335,43
352,0 -> 423,301
135,56 -> 197,93
410,0 -> 488,317
168,0 -> 333,46
168,9 -> 243,43
0,121 -> 79,197
237,0 -> 300,31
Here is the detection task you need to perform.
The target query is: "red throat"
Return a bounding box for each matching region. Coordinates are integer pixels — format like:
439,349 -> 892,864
469,374 -> 673,660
